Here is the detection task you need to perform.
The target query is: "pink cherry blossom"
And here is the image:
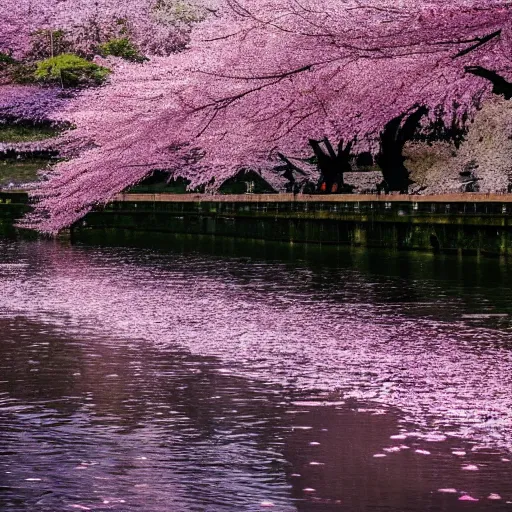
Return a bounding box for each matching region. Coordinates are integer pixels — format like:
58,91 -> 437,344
0,0 -> 198,58
1,0 -> 510,231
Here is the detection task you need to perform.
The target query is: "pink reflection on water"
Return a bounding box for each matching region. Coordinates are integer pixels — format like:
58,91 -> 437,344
2,241 -> 512,455
461,464 -> 479,471
2,241 -> 512,510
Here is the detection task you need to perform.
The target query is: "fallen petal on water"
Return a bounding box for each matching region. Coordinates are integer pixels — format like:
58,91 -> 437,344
309,442 -> 320,446
290,473 -> 301,478
260,501 -> 275,507
425,434 -> 447,442
438,488 -> 458,493
415,449 -> 431,455
309,461 -> 324,466
488,494 -> 502,500
390,434 -> 407,440
452,451 -> 466,456
383,446 -> 401,453
459,495 -> 479,502
303,488 -> 316,493
461,464 -> 479,471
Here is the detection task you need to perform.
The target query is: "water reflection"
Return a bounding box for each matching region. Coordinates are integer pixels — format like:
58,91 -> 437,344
1,237 -> 512,510
1,318 -> 294,511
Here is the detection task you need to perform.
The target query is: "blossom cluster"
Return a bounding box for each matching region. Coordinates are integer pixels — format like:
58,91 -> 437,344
0,0 -> 205,58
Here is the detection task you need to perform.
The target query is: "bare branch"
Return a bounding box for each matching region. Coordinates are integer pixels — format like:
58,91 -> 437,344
452,29 -> 501,58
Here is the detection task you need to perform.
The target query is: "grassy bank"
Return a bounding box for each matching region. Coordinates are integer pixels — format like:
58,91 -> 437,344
0,159 -> 48,187
0,124 -> 60,143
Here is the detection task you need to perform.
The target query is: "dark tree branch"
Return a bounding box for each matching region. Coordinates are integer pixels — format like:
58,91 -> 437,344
452,29 -> 501,59
465,65 -> 512,100
309,137 -> 354,191
276,152 -> 307,175
195,64 -> 312,81
323,138 -> 338,159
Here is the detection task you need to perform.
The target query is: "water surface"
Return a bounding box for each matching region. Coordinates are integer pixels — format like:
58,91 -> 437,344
1,236 -> 512,510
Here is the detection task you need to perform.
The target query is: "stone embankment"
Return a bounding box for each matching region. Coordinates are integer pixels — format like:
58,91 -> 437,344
4,190 -> 512,255
74,192 -> 512,256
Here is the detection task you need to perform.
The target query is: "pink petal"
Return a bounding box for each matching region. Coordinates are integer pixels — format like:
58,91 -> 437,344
461,464 -> 479,471
459,495 -> 479,502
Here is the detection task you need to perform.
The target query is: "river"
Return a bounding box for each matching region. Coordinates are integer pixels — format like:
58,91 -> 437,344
1,235 -> 512,511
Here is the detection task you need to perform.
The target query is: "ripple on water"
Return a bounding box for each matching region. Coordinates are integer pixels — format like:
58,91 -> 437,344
1,240 -> 512,511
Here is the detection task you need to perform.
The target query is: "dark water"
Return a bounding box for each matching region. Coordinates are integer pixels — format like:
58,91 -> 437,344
1,235 -> 512,511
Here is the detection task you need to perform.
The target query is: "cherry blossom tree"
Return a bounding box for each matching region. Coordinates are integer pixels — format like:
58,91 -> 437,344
3,0 -> 511,231
0,0 -> 207,59
177,0 -> 512,191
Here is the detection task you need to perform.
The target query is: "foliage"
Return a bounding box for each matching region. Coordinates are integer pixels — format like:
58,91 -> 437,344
9,62 -> 37,84
1,0 -> 511,231
34,54 -> 110,87
0,0 -> 195,59
27,29 -> 73,60
98,38 -> 146,62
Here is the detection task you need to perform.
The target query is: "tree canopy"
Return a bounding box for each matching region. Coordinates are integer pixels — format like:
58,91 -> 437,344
0,0 -> 511,231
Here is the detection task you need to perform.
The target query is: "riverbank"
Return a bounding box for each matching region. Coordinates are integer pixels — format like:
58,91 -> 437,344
0,191 -> 30,237
4,191 -> 512,255
77,192 -> 512,256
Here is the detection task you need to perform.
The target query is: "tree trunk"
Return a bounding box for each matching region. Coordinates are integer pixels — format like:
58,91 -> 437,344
376,106 -> 428,193
309,138 -> 353,193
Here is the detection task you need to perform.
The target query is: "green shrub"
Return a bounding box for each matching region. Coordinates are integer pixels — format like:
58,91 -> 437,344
98,37 -> 146,63
34,54 -> 110,87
